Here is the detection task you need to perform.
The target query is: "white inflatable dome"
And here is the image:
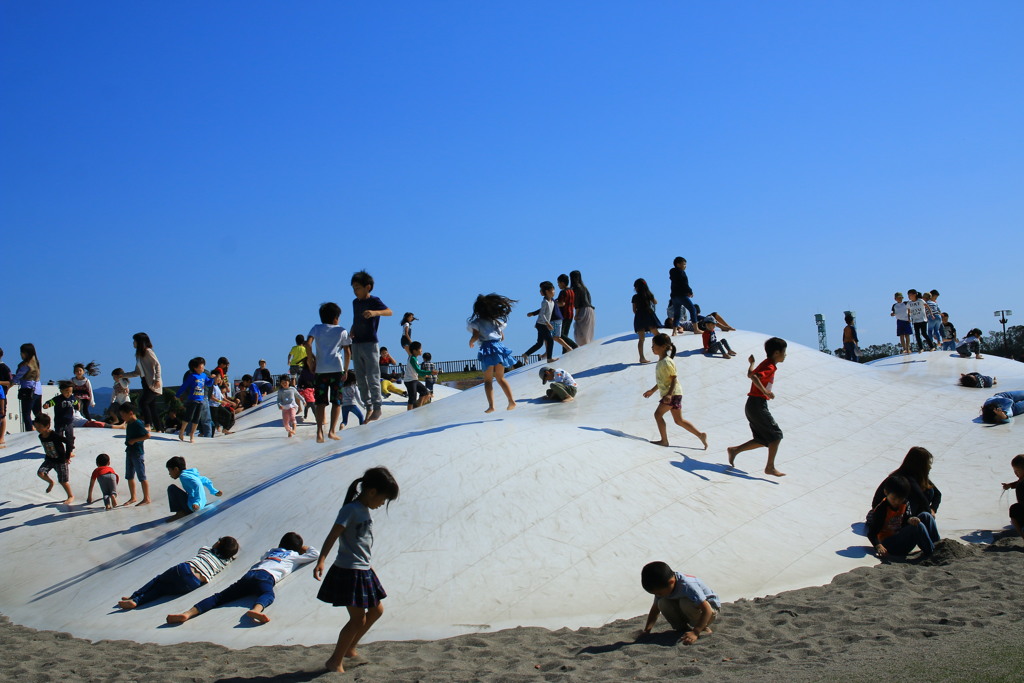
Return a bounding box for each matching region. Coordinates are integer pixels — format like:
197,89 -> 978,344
0,331 -> 1020,648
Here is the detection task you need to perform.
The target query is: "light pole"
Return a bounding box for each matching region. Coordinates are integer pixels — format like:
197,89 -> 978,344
994,309 -> 1013,358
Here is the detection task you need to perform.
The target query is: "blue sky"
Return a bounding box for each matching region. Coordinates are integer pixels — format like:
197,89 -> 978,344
2,1 -> 1021,383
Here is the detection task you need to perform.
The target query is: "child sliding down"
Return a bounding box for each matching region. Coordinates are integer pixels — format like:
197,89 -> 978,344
119,537 -> 238,609
166,533 -> 318,625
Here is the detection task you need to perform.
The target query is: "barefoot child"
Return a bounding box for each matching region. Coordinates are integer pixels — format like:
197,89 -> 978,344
315,467 -> 400,674
33,414 -> 74,504
632,278 -> 662,363
890,292 -> 912,355
71,362 -> 100,420
402,341 -> 433,410
468,293 -> 518,413
86,453 -> 119,509
108,368 -> 131,424
306,302 -> 352,442
727,337 -> 787,477
175,357 -> 215,443
1002,454 -> 1024,540
276,375 -> 305,437
166,532 -> 318,625
120,403 -> 151,506
351,270 -> 393,423
166,455 -> 223,522
43,380 -> 80,458
522,281 -> 571,364
640,561 -> 720,645
119,536 -> 239,610
642,333 -> 707,449
701,320 -> 736,359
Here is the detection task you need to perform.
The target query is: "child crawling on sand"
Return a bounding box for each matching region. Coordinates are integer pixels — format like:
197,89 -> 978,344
640,561 -> 721,645
119,536 -> 238,609
166,532 -> 318,625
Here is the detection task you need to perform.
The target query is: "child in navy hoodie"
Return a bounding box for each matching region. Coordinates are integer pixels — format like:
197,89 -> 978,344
43,380 -> 80,457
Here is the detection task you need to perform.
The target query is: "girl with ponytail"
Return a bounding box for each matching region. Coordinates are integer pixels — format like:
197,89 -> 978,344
314,466 -> 400,673
642,333 -> 708,449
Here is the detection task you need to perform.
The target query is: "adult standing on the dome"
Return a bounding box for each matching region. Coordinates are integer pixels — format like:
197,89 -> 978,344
121,332 -> 164,432
570,270 -> 596,346
11,343 -> 42,431
668,256 -> 698,335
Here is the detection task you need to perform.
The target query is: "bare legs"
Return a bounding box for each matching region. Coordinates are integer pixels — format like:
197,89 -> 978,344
638,328 -> 659,364
326,604 -> 384,673
899,334 -> 911,355
38,470 -> 74,503
710,313 -> 735,331
482,365 -> 516,413
328,404 -> 342,440
314,404 -> 342,442
650,404 -> 707,449
126,479 -> 151,506
727,439 -> 785,477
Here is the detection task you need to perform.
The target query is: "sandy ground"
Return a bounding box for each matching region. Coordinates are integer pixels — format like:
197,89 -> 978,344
2,537 -> 1021,683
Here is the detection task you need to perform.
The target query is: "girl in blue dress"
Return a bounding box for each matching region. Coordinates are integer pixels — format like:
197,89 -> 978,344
468,293 -> 518,413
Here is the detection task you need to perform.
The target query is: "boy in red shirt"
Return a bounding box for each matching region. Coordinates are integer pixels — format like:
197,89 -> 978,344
727,337 -> 787,477
87,453 -> 120,509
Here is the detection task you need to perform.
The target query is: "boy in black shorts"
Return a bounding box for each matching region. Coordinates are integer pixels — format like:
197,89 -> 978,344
34,414 -> 74,503
727,337 -> 787,477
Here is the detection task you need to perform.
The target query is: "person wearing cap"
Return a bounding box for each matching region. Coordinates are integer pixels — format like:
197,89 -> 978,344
252,360 -> 274,395
539,367 -> 578,402
400,313 -> 418,353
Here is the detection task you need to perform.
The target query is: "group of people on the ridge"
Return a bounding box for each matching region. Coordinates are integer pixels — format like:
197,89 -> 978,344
889,288 -> 982,359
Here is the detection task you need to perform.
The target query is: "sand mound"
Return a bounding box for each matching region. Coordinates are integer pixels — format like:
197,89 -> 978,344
3,536 -> 1022,681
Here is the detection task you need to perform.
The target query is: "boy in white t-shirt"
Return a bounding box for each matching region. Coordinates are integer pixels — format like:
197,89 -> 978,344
306,302 -> 352,443
890,292 -> 912,355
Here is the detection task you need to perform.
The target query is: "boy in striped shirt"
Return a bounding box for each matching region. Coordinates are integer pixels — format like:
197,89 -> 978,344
118,537 -> 239,610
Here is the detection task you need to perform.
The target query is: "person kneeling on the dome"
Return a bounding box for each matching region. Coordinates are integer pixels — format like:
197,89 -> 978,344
539,367 -> 577,402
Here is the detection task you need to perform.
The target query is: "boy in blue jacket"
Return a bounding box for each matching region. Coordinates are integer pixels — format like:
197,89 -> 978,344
176,357 -> 215,443
166,455 -> 223,522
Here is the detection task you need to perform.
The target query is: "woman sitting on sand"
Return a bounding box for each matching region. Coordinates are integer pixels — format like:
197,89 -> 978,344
981,391 -> 1024,425
871,446 -> 941,517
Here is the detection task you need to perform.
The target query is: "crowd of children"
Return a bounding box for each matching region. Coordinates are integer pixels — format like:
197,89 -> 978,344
4,260 -> 1022,673
888,288 -> 985,359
